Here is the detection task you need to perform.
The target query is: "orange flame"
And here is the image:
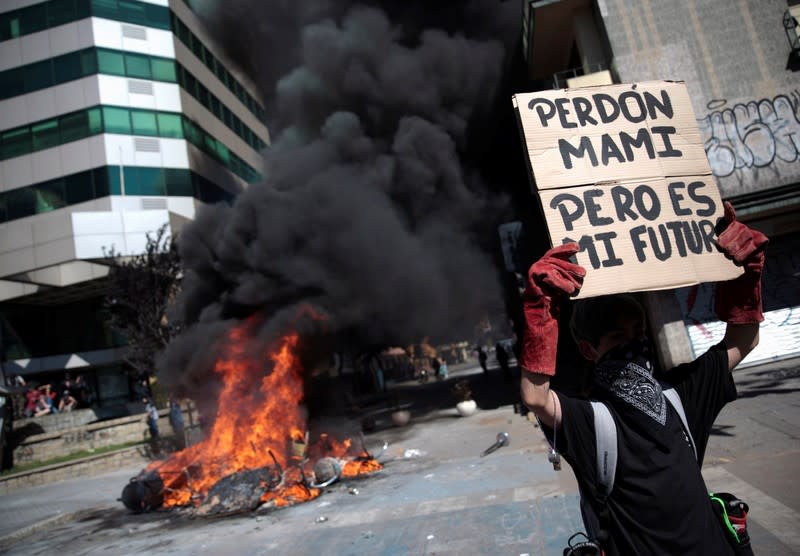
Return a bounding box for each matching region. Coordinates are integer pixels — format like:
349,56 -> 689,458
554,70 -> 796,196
149,319 -> 381,509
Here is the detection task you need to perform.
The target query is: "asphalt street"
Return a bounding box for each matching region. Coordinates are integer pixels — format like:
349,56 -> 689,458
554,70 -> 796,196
1,357 -> 798,556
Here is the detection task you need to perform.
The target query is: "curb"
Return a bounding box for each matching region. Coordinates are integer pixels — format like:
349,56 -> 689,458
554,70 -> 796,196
0,446 -> 150,495
0,509 -> 93,551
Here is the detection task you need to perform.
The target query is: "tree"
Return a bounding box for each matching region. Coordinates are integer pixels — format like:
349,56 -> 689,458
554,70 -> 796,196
105,225 -> 183,381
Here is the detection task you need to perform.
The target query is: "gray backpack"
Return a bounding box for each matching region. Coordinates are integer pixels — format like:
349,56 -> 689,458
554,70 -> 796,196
587,390 -> 753,554
590,387 -> 696,496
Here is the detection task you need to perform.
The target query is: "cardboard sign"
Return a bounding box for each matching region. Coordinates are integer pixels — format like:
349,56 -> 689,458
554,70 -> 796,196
513,81 -> 741,298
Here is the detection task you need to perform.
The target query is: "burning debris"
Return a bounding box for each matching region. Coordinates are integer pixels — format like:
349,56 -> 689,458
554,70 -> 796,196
129,0 -> 521,519
122,318 -> 382,515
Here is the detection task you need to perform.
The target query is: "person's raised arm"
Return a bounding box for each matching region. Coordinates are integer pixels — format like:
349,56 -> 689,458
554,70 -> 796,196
714,201 -> 768,371
519,243 -> 585,428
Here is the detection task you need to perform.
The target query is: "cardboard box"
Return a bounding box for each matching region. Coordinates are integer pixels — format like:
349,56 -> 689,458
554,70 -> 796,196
513,81 -> 741,298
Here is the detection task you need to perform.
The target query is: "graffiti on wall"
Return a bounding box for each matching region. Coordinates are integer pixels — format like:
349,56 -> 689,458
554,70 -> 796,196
698,91 -> 800,178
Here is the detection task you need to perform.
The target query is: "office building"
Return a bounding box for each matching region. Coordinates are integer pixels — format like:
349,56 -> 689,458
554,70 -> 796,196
0,0 -> 269,404
518,0 -> 800,366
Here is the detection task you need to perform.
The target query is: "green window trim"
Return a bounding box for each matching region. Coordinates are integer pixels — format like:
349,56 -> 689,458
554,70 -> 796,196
169,11 -> 266,124
0,166 -> 238,224
0,0 -> 169,43
0,105 -> 261,183
0,47 -> 268,154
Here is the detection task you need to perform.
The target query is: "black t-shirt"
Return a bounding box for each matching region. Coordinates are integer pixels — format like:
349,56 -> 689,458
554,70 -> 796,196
548,342 -> 737,555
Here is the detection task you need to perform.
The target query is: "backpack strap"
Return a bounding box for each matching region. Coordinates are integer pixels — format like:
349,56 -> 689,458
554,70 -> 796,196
591,388 -> 697,497
590,401 -> 618,496
662,387 -> 697,460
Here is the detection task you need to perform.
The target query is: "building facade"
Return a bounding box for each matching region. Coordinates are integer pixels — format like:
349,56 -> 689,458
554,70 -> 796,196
0,0 -> 269,406
520,0 -> 800,367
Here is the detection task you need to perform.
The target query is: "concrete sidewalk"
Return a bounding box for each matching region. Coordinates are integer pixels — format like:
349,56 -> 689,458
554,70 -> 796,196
1,361 -> 798,555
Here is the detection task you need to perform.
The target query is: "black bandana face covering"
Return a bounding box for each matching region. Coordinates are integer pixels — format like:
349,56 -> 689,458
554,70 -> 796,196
593,337 -> 666,425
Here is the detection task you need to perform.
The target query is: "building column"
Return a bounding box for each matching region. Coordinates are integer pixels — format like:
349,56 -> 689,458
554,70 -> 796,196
642,290 -> 694,371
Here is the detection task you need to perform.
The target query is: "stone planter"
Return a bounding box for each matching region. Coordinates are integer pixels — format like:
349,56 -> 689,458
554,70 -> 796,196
391,409 -> 411,427
456,399 -> 477,417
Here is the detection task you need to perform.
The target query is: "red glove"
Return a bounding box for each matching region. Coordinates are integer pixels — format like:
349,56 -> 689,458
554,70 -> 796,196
520,243 -> 585,376
714,202 -> 768,324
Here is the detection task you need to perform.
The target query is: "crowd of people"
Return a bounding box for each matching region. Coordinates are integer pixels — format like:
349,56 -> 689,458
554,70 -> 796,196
18,373 -> 93,418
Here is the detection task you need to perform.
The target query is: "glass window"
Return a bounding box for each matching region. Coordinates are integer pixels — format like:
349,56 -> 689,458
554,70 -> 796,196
1,127 -> 31,159
6,187 -> 36,220
0,195 -> 7,223
90,0 -> 118,21
102,107 -> 131,134
80,48 -> 98,74
48,0 -> 78,27
142,2 -> 169,29
31,119 -> 60,151
214,140 -> 230,164
156,113 -> 182,138
164,168 -> 192,196
87,107 -> 103,135
137,167 -> 165,195
117,0 -> 146,26
210,95 -> 222,119
75,0 -> 91,18
182,71 -> 197,97
97,49 -> 125,76
59,111 -> 89,143
181,118 -> 201,146
64,171 -> 94,204
150,58 -> 175,82
222,106 -> 232,127
197,83 -> 209,109
191,33 -> 204,60
9,17 -> 21,40
25,60 -> 53,92
92,167 -> 110,197
20,3 -> 46,35
54,50 -> 83,83
106,166 -> 122,195
131,110 -> 157,136
34,180 -> 66,213
124,52 -> 150,79
0,12 -> 14,41
232,116 -> 242,137
202,46 -> 214,71
0,67 -> 25,100
177,19 -> 190,46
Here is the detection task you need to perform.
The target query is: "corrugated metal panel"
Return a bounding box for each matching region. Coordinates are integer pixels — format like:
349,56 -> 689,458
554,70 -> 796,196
134,138 -> 160,153
121,24 -> 147,40
127,80 -> 154,95
686,306 -> 800,367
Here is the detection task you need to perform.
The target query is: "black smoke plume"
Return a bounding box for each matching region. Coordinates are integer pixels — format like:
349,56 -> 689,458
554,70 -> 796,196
158,1 -> 521,402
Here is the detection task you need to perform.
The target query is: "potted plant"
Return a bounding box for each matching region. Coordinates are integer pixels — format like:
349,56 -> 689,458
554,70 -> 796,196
451,380 -> 477,417
388,392 -> 411,427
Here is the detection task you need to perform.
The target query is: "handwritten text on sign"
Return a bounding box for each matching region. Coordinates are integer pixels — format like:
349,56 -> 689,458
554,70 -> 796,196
513,82 -> 710,190
538,176 -> 738,298
513,81 -> 741,298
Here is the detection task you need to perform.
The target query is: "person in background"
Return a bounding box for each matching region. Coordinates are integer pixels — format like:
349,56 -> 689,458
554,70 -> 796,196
58,390 -> 78,412
477,346 -> 489,379
144,397 -> 160,440
168,396 -> 185,451
495,341 -> 512,383
34,385 -> 56,416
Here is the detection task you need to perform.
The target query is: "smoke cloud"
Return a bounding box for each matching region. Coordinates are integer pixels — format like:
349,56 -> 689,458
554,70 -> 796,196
158,1 -> 521,399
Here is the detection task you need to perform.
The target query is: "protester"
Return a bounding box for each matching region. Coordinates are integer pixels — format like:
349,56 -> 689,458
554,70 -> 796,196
520,203 -> 764,555
34,385 -> 57,416
477,346 -> 488,379
495,341 -> 512,382
58,390 -> 78,412
168,396 -> 185,450
24,386 -> 40,418
144,397 -> 159,440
